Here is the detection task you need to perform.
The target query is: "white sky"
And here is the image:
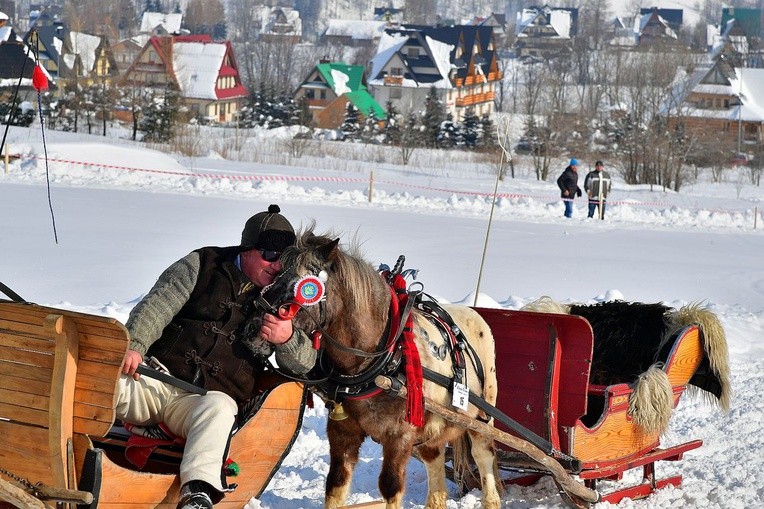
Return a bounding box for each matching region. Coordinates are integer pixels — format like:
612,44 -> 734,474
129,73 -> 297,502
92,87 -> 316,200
1,124 -> 763,508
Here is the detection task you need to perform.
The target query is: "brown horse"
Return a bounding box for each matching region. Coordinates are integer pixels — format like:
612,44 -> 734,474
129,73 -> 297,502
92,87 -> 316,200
256,228 -> 502,509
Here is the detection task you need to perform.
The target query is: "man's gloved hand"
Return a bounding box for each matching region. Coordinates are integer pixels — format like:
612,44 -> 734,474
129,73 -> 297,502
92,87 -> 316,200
576,188 -> 582,197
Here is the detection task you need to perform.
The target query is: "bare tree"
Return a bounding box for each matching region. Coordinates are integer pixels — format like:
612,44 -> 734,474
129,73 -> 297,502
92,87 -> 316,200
185,0 -> 225,38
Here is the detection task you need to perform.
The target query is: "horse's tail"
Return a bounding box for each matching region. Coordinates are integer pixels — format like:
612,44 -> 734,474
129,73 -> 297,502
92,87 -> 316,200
667,302 -> 731,411
451,434 -> 503,495
520,295 -> 571,314
629,364 -> 673,436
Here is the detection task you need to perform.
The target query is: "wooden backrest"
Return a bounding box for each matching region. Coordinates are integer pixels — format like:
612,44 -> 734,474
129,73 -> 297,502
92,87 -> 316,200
661,325 -> 704,389
0,300 -> 128,490
474,308 -> 594,449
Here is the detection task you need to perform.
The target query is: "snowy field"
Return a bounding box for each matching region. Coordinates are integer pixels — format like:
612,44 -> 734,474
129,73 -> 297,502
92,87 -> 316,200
1,124 -> 763,508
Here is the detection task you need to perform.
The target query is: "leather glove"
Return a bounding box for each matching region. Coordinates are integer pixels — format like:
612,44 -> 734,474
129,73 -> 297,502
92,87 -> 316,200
576,188 -> 582,197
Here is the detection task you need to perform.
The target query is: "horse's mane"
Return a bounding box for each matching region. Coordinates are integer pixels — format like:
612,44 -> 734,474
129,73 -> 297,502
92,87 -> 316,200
289,225 -> 389,319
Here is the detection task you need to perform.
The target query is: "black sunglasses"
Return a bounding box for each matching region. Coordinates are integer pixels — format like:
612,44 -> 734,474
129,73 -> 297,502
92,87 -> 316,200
258,249 -> 282,262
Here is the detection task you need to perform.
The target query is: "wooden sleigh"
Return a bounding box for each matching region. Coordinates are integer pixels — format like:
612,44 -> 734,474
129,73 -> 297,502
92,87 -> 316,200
0,300 -> 306,509
474,306 -> 723,504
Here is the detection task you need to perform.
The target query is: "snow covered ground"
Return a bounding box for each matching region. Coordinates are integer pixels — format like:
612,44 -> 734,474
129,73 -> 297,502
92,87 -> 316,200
1,124 -> 762,508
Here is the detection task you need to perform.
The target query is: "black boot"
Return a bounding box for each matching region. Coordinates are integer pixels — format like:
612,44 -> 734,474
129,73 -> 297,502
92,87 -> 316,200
177,480 -> 214,509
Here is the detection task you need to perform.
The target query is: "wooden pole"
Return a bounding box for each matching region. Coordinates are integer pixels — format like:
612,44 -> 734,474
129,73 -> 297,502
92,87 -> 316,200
375,376 -> 599,508
0,478 -> 48,509
368,170 -> 374,203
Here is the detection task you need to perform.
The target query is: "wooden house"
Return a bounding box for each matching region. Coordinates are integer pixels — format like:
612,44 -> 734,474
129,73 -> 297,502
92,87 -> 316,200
635,8 -> 680,47
666,59 -> 764,148
368,24 -> 501,123
514,5 -> 577,60
320,20 -> 387,47
294,61 -> 385,129
117,34 -> 248,124
24,24 -> 118,93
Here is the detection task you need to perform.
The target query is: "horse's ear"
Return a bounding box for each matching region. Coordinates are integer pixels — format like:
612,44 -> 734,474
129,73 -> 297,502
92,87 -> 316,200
317,238 -> 340,262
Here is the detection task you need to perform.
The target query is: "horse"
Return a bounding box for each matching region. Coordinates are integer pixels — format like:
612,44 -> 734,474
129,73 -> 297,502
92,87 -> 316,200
522,297 -> 730,435
255,228 -> 502,509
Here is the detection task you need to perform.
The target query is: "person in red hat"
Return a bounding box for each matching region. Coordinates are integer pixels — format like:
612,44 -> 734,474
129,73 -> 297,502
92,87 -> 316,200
117,204 -> 316,509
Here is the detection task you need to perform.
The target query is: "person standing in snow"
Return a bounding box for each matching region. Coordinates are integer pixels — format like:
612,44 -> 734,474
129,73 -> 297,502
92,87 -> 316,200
584,160 -> 612,219
556,158 -> 582,218
117,204 -> 316,509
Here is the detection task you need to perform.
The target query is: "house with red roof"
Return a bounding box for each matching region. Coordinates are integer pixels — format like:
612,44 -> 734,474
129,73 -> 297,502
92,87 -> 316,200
118,34 -> 248,124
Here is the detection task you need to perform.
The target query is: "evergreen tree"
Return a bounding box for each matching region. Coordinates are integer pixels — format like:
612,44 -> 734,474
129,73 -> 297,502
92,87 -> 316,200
341,102 -> 361,142
296,96 -> 312,127
479,114 -> 496,150
457,109 -> 480,149
140,87 -> 179,143
439,112 -> 457,149
0,96 -> 35,127
361,111 -> 381,144
383,100 -> 401,146
421,86 -> 444,148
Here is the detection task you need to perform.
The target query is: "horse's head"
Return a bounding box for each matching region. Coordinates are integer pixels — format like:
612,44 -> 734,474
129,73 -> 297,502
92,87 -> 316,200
250,229 -> 340,337
247,227 -> 391,359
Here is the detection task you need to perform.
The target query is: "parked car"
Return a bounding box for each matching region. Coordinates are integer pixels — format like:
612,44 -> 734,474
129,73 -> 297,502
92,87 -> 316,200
731,153 -> 749,166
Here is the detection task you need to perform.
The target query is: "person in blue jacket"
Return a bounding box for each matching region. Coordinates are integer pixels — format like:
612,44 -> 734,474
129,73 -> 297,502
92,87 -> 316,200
556,158 -> 582,218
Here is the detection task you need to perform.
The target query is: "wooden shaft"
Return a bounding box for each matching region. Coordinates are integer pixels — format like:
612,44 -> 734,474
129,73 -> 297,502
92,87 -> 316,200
0,478 -> 48,509
35,484 -> 94,504
374,375 -> 599,507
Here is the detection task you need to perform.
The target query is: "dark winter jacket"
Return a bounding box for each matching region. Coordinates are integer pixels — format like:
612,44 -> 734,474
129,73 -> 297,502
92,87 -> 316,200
127,246 -> 315,405
556,166 -> 581,199
584,170 -> 612,200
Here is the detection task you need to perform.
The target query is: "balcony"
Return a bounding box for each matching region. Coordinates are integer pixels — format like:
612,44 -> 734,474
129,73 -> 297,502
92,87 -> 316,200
454,71 -> 503,87
455,91 -> 495,107
384,75 -> 404,86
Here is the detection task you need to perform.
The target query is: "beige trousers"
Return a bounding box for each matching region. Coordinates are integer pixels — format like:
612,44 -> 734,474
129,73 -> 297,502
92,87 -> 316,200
115,374 -> 238,493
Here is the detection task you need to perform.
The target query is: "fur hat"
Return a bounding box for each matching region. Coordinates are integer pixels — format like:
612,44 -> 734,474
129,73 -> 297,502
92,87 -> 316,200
240,204 -> 295,252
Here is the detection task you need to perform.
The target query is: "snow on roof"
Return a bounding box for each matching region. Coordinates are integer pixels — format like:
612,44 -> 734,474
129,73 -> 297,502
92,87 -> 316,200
516,9 -> 538,31
516,7 -> 573,38
736,67 -> 764,121
549,10 -> 573,38
0,25 -> 14,42
324,19 -> 386,39
140,12 -> 182,34
636,13 -> 678,39
369,31 -> 407,81
172,40 -> 226,100
425,35 -> 454,85
0,11 -> 8,21
330,68 -> 351,95
68,32 -> 101,74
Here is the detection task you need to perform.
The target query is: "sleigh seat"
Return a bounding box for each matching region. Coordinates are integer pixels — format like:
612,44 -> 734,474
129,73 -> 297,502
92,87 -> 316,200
474,307 -> 718,504
0,300 -> 306,509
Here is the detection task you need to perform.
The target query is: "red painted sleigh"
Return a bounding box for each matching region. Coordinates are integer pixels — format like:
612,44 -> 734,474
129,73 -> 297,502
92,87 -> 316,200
475,307 -> 715,504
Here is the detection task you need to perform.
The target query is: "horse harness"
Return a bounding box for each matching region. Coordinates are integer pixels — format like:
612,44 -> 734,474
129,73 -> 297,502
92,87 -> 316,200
307,270 -> 486,417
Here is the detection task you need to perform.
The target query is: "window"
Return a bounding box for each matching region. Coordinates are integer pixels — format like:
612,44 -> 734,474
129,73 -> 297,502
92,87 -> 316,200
407,48 -> 418,58
390,67 -> 403,76
306,89 -> 315,99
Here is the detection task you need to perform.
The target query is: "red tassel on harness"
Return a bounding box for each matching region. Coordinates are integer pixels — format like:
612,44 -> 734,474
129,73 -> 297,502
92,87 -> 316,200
391,274 -> 424,427
32,65 -> 49,92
